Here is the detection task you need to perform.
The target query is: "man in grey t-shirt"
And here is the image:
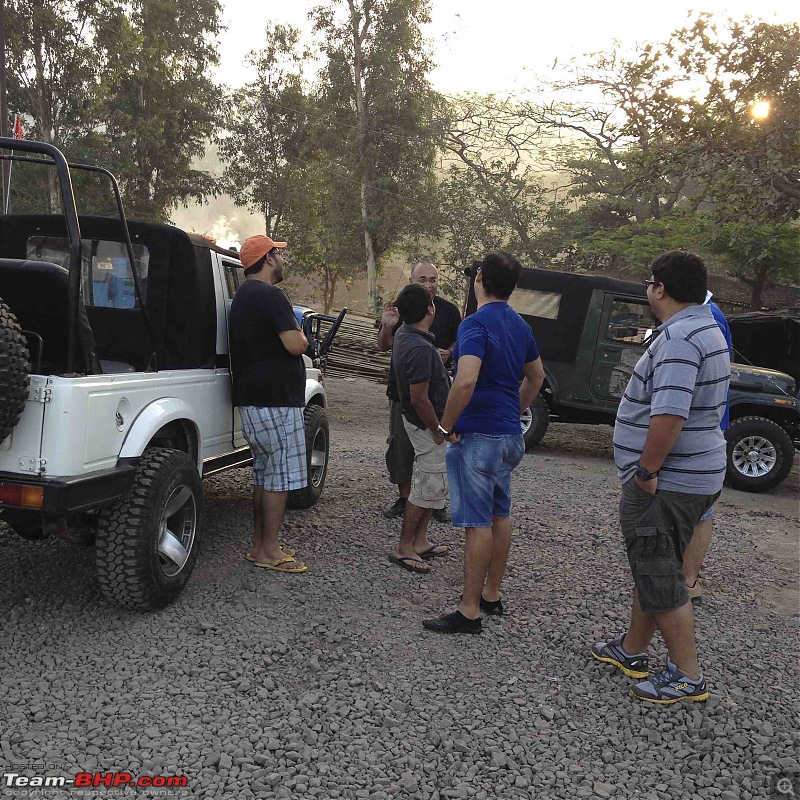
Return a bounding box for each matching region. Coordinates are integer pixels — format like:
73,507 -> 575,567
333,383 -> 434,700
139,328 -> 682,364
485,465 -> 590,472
591,252 -> 731,704
388,283 -> 452,574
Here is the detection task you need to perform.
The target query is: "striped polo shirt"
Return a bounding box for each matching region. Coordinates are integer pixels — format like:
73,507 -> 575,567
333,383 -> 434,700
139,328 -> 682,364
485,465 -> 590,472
614,304 -> 731,494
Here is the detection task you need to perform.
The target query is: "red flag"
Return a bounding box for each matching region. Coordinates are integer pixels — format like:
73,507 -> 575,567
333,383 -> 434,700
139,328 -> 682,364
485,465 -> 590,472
13,113 -> 23,139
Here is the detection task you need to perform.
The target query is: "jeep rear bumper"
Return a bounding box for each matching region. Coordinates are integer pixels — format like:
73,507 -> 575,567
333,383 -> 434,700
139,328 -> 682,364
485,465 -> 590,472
0,461 -> 138,516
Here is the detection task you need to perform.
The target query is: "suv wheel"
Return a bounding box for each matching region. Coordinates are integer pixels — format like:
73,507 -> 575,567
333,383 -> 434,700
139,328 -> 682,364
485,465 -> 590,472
521,395 -> 549,449
287,406 -> 329,509
725,416 -> 795,493
96,448 -> 203,609
0,298 -> 30,444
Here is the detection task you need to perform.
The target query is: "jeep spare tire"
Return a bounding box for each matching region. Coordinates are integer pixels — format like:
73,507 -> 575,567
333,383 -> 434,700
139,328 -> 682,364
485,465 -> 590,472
287,405 -> 330,509
0,297 -> 30,443
725,416 -> 795,493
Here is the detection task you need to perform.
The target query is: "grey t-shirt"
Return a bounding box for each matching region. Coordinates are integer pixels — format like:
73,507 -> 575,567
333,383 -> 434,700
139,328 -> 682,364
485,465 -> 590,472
392,323 -> 451,429
613,305 -> 731,494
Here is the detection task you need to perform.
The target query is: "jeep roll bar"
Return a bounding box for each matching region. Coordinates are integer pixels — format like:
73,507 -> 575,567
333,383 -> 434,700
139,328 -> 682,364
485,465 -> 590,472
0,137 -> 157,372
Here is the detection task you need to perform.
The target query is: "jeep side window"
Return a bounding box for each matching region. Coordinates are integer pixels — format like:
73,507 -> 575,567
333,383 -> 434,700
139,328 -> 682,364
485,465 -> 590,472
26,235 -> 149,309
507,288 -> 561,319
606,300 -> 654,346
222,259 -> 244,301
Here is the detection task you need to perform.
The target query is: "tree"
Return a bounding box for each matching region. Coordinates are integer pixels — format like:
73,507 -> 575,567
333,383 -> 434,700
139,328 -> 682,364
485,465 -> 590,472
312,0 -> 443,313
95,0 -> 223,221
4,0 -> 104,211
710,222 -> 800,308
219,24 -> 314,238
442,94 -> 552,265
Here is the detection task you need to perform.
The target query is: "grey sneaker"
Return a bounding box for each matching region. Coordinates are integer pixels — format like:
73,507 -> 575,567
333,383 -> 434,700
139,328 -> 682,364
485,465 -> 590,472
631,659 -> 709,704
591,634 -> 650,679
382,497 -> 407,519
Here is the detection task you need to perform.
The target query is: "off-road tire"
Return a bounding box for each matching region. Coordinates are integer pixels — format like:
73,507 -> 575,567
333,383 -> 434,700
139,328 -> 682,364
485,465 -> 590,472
287,406 -> 330,510
0,298 -> 30,443
96,448 -> 203,610
725,416 -> 795,493
522,394 -> 550,449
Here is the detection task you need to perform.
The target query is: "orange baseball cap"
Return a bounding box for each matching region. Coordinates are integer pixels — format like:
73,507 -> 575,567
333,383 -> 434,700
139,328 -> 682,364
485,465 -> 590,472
239,235 -> 287,268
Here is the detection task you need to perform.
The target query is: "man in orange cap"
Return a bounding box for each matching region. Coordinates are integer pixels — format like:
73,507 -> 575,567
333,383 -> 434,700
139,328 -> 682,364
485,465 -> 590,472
229,235 -> 309,573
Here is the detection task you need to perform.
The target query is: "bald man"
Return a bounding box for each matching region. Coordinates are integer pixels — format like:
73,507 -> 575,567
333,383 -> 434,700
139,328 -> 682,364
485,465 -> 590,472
378,262 -> 461,523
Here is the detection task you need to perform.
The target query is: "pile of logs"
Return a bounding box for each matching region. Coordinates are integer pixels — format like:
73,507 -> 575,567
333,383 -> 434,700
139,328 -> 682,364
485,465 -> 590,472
319,312 -> 391,384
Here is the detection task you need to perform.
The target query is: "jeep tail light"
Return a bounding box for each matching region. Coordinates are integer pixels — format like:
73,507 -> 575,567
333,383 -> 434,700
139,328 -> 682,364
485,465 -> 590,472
0,483 -> 44,509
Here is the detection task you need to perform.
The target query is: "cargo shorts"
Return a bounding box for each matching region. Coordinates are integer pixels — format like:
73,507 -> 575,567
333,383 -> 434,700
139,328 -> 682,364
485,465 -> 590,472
402,418 -> 448,510
620,478 -> 719,613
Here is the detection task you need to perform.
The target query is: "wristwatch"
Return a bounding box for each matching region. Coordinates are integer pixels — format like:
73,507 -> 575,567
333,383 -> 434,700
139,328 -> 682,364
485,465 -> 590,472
635,465 -> 659,481
437,424 -> 453,437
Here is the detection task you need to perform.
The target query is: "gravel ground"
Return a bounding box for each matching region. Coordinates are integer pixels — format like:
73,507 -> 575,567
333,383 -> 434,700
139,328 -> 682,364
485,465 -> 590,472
1,375 -> 798,800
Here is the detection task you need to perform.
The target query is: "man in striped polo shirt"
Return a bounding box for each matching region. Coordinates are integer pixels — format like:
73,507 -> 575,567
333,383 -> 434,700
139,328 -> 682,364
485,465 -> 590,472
592,251 -> 731,704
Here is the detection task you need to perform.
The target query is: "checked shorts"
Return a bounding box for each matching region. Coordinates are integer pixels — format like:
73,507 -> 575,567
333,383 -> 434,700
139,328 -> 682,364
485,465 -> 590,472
240,406 -> 307,492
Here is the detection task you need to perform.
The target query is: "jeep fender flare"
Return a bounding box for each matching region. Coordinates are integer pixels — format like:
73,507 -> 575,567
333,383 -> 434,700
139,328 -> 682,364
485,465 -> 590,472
304,381 -> 326,408
541,364 -> 559,407
119,398 -> 202,472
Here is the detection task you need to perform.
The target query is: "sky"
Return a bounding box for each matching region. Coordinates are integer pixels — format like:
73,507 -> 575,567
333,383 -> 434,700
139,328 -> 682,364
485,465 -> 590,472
216,0 -> 799,95
176,0 -> 798,245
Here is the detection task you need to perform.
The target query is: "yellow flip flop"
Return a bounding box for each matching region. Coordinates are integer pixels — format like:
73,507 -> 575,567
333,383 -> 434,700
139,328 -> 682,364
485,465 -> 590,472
252,556 -> 308,573
245,547 -> 294,562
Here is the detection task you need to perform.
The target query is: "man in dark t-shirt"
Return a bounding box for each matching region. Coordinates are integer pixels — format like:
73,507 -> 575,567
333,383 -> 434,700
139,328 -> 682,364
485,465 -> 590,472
229,235 -> 309,574
377,262 -> 461,520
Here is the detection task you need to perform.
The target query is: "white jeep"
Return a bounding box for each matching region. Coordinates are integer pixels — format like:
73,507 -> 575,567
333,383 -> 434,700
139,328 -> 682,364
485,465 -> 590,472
0,138 -> 345,610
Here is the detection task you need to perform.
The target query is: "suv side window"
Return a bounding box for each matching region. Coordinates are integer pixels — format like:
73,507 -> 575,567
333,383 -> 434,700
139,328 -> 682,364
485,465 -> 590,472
606,300 -> 654,346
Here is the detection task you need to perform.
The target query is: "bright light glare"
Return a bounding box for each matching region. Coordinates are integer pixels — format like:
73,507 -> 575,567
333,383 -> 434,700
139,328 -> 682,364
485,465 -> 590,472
750,100 -> 771,120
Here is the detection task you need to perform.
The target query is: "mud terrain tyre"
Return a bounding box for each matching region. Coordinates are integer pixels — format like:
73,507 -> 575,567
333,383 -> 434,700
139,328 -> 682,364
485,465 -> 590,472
0,298 -> 30,443
725,416 -> 795,493
96,448 -> 203,610
522,394 -> 549,449
287,405 -> 330,510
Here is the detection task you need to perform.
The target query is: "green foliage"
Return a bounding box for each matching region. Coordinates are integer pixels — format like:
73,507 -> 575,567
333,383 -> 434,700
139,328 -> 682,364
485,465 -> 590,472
95,0 -> 223,220
312,0 -> 443,310
4,0 -> 222,220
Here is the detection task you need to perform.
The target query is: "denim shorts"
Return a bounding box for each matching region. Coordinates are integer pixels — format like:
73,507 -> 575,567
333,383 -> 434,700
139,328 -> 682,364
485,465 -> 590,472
446,432 -> 525,528
698,505 -> 715,522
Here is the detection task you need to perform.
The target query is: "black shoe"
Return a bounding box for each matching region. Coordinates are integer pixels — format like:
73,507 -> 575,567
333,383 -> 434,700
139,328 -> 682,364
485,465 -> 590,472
422,610 -> 482,635
431,506 -> 450,523
480,596 -> 503,615
383,497 -> 407,519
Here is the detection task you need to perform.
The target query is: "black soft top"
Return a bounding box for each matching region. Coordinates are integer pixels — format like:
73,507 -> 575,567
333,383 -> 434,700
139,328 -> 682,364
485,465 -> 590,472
0,214 -> 217,371
466,264 -> 645,363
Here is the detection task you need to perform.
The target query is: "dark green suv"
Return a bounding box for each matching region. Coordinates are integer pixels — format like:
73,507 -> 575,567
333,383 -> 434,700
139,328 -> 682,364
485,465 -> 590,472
466,266 -> 799,493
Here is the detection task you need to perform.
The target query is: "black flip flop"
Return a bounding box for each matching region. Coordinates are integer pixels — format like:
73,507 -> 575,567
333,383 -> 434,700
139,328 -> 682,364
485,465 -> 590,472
387,554 -> 431,573
418,543 -> 449,560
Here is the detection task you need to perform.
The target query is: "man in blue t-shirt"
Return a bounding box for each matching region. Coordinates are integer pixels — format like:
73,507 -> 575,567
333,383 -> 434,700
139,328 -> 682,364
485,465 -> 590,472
423,252 -> 545,635
683,291 -> 734,602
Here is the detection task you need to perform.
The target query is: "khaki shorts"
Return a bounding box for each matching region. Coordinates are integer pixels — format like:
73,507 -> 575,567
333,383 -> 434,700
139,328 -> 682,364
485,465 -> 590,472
402,418 -> 448,510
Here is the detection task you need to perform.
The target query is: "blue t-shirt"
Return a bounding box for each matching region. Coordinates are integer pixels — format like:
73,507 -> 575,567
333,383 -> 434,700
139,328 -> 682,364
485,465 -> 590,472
453,301 -> 540,435
708,301 -> 733,430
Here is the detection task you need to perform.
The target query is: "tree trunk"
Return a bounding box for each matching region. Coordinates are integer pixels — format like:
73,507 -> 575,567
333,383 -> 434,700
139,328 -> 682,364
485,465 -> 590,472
347,0 -> 380,315
749,263 -> 770,309
32,25 -> 59,212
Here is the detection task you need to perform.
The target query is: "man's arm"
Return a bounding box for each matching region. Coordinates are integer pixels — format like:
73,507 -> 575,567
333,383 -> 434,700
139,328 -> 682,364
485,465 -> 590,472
440,355 -> 482,435
519,357 -> 545,413
279,329 -> 308,356
409,382 -> 444,443
377,303 -> 399,351
636,415 -> 685,494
